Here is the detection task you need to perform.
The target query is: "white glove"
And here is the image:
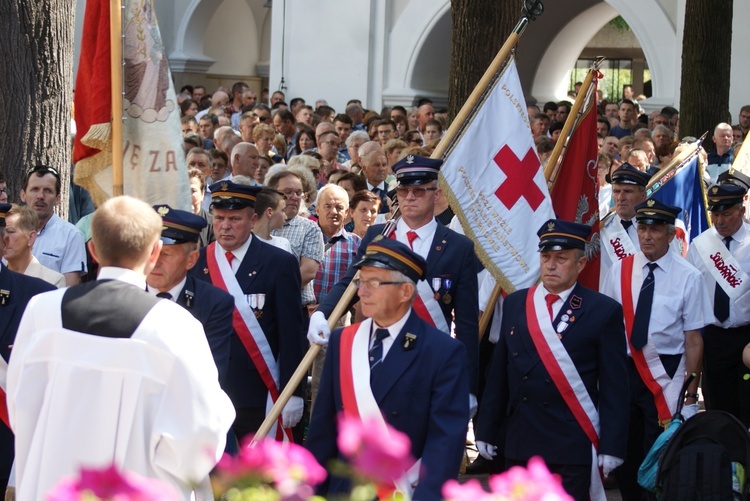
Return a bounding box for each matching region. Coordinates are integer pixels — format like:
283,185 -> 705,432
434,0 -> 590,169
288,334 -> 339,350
281,396 -> 304,428
307,311 -> 331,346
681,403 -> 700,420
598,454 -> 624,477
476,440 -> 497,461
469,393 -> 478,419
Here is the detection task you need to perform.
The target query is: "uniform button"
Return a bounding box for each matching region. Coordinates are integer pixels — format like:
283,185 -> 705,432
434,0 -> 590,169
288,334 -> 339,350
522,376 -> 528,381
522,397 -> 528,402
512,352 -> 519,358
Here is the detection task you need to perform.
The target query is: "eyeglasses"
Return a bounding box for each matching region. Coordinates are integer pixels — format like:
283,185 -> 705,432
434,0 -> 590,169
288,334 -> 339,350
281,189 -> 304,199
258,116 -> 269,122
396,186 -> 438,197
27,164 -> 60,179
377,129 -> 395,135
353,278 -> 406,289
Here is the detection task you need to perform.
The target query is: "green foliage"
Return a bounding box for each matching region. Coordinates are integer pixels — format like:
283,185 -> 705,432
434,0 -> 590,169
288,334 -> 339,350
608,16 -> 631,33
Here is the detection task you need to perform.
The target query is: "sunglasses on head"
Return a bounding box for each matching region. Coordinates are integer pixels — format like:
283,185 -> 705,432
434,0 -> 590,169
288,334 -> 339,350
27,164 -> 60,178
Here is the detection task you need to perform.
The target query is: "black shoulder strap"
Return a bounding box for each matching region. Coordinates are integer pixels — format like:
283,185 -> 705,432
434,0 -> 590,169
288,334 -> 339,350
62,280 -> 160,338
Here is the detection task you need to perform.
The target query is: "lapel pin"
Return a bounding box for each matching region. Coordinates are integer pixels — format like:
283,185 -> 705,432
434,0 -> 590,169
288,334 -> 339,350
435,246 -> 442,251
203,267 -> 209,275
184,290 -> 194,309
570,295 -> 582,309
510,327 -> 515,336
0,289 -> 10,306
403,333 -> 417,350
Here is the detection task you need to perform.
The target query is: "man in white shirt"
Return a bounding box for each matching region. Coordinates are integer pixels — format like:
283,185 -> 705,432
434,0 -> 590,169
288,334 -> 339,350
8,196 -> 234,500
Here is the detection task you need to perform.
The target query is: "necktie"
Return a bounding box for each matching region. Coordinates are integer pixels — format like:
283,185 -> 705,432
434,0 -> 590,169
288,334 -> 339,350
713,237 -> 732,322
406,231 -> 419,250
545,294 -> 560,322
631,262 -> 658,350
621,219 -> 633,231
156,292 -> 172,300
369,328 -> 390,371
225,251 -> 235,269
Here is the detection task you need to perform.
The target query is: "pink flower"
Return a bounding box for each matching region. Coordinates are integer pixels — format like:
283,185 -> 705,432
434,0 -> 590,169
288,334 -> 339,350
442,478 -> 491,501
487,456 -> 572,501
337,413 -> 415,487
47,464 -> 179,501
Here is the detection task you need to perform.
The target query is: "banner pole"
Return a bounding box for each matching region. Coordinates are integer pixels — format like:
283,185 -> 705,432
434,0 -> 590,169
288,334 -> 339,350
110,0 -> 124,197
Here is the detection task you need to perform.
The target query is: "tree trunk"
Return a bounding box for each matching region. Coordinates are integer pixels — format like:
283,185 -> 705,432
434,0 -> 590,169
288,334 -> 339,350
449,0 -> 518,121
0,0 -> 75,219
679,0 -> 732,152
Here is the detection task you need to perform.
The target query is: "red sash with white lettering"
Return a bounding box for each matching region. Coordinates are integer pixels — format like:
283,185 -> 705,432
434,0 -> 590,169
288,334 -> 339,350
206,242 -> 291,442
601,214 -> 637,262
620,255 -> 683,422
693,229 -> 750,302
387,231 -> 450,334
0,356 -> 9,428
525,285 -> 606,501
339,320 -> 421,499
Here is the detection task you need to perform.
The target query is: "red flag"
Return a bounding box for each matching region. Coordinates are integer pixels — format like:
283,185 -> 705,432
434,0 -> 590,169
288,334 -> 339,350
549,80 -> 601,289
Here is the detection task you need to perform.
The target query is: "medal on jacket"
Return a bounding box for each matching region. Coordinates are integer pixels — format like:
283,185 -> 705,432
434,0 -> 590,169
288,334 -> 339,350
0,289 -> 9,306
246,293 -> 266,319
432,278 -> 441,300
403,333 -> 417,350
184,290 -> 195,309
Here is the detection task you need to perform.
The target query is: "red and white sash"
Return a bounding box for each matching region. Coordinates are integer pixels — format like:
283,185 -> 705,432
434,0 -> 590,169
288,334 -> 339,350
525,285 -> 606,501
693,229 -> 750,302
206,242 -> 291,442
600,214 -> 637,262
620,255 -> 684,423
0,356 -> 9,428
339,320 -> 421,499
387,232 -> 450,334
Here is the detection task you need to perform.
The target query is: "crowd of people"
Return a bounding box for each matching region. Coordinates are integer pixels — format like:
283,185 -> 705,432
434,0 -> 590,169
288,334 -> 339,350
0,81 -> 749,501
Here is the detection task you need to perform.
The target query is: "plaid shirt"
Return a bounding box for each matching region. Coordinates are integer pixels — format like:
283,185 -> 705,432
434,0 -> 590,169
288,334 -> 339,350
272,215 -> 324,304
313,229 -> 360,303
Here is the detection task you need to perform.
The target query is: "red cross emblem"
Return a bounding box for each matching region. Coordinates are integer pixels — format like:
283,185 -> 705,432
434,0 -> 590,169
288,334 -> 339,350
493,145 -> 544,211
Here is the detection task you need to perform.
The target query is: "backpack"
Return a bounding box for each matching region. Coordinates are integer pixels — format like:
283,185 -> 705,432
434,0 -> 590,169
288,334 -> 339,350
657,411 -> 750,501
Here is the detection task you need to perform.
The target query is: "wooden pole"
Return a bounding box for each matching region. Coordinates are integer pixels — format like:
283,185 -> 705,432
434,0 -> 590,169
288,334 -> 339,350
478,281 -> 503,341
110,0 -> 124,197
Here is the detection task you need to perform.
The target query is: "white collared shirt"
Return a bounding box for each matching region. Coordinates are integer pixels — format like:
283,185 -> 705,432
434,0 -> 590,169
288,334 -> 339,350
97,266 -> 147,290
147,276 -> 187,302
218,234 -> 252,273
372,308 -> 412,359
542,283 -> 576,320
395,218 -> 438,259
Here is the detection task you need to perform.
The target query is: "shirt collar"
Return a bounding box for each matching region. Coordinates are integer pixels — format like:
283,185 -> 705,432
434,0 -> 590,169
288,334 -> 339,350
147,275 -> 187,301
542,283 -> 576,303
373,307 -> 412,340
98,266 -> 148,290
219,233 -> 252,264
397,217 -> 438,240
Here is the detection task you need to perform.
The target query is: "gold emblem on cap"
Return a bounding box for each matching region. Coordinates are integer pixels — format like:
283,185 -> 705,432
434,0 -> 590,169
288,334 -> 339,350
372,234 -> 384,243
547,221 -> 555,231
406,155 -> 415,164
220,182 -> 229,191
711,186 -> 719,194
157,206 -> 169,217
647,199 -> 656,207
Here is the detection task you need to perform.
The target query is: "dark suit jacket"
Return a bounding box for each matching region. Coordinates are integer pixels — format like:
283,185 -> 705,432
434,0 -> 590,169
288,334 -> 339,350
306,310 -> 469,501
176,275 -> 233,386
0,264 -> 56,488
476,283 -> 629,465
190,237 -> 305,408
317,222 -> 480,392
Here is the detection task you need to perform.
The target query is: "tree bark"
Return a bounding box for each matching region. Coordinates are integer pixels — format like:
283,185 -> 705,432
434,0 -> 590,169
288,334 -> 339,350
449,0 -> 518,121
679,0 -> 732,151
0,0 -> 75,218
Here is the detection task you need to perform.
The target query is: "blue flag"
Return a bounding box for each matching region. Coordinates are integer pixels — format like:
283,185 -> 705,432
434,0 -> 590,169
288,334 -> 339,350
648,154 -> 708,242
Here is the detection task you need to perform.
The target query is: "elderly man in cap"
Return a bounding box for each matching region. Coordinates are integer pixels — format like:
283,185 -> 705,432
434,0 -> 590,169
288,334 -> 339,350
687,182 -> 750,425
476,219 -> 629,501
717,168 -> 750,222
147,205 -> 234,386
189,180 -> 306,442
306,237 -> 469,501
0,203 -> 55,493
601,198 -> 710,501
308,154 -> 480,414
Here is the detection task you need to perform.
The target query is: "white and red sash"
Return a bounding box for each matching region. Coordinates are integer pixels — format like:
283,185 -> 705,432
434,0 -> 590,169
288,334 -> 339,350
0,356 -> 9,428
693,229 -> 750,302
600,214 -> 637,263
620,255 -> 684,423
525,285 -> 606,501
339,320 -> 421,499
387,232 -> 450,334
206,242 -> 291,442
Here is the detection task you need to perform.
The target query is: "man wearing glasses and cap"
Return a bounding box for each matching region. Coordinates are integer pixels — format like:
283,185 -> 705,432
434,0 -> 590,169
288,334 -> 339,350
601,198 -> 710,501
476,219 -> 629,501
309,154 -> 480,417
20,165 -> 87,286
687,181 -> 750,425
306,238 -> 469,501
147,205 -> 234,387
190,181 -> 306,443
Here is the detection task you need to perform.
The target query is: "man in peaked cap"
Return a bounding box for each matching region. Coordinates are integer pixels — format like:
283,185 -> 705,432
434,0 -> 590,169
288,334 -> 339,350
717,168 -> 750,223
601,198 -> 710,501
477,219 -> 629,501
306,238 -> 469,501
687,182 -> 750,425
599,163 -> 651,287
0,203 -> 55,492
308,154 -> 480,416
189,180 -> 306,443
147,204 -> 234,387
